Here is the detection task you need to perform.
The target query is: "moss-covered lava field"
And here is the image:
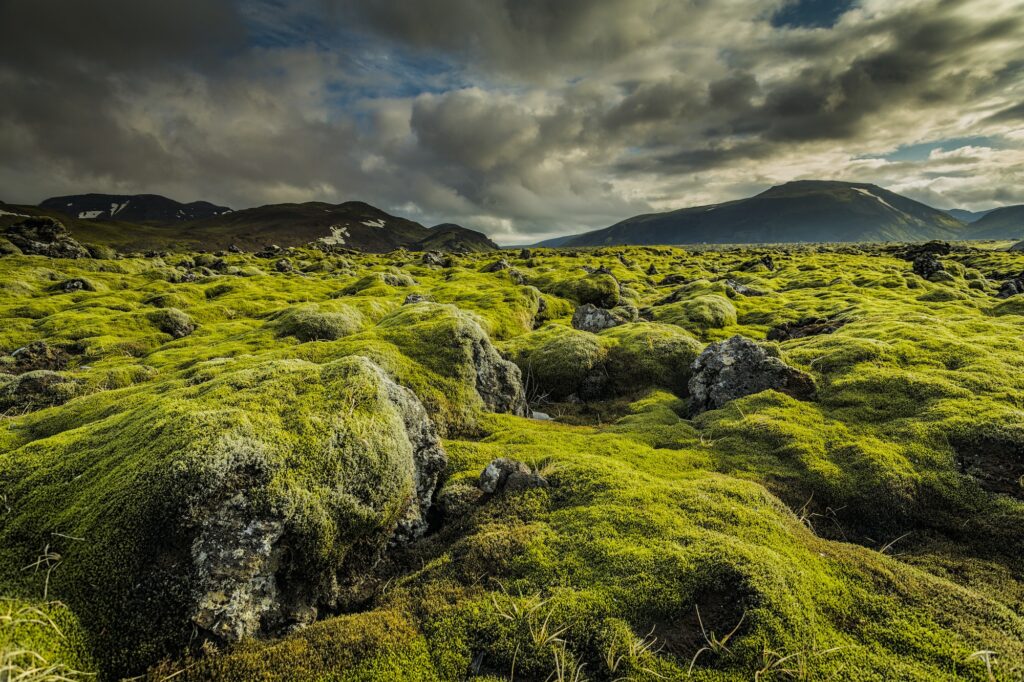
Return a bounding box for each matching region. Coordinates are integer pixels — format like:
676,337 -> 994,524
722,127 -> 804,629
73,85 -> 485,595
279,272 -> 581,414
3,238 -> 1024,680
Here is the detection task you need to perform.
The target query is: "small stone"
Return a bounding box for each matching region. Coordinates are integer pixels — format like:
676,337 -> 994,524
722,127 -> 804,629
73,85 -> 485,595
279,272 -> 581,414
478,458 -> 548,495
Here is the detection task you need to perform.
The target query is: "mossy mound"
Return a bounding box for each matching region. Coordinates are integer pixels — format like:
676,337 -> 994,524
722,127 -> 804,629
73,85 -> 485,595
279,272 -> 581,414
502,323 -> 608,401
600,322 -> 703,395
271,303 -> 365,341
0,355 -> 446,676
653,293 -> 738,333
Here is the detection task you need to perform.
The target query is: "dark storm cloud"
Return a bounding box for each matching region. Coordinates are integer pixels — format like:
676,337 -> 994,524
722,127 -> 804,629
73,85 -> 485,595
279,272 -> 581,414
1,0 -> 1022,241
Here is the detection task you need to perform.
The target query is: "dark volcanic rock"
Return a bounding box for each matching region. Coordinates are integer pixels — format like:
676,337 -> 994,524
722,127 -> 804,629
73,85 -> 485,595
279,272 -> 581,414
482,258 -> 511,273
5,217 -> 90,259
767,316 -> 847,341
10,341 -> 70,373
739,255 -> 775,271
896,241 -> 952,261
571,303 -> 637,333
688,336 -> 816,414
0,370 -> 80,413
658,274 -> 688,286
724,279 -> 769,297
403,293 -> 431,305
996,275 -> 1024,299
421,251 -> 450,267
912,254 -> 945,279
478,458 -> 548,495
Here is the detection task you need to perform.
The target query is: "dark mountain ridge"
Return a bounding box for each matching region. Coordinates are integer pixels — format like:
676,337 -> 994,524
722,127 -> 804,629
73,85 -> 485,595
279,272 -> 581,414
963,205 -> 1024,240
549,181 -> 967,246
40,193 -> 231,224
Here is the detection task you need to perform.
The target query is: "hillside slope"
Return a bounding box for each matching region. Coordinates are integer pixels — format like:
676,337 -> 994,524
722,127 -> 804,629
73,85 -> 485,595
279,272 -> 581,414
558,181 -> 966,246
415,223 -> 499,252
964,205 -> 1024,240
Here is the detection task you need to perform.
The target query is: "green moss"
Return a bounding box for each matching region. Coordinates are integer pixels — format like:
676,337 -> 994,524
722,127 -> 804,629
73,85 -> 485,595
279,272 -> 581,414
0,597 -> 96,678
502,323 -> 607,401
0,245 -> 1023,680
272,303 -> 365,341
653,293 -> 738,333
599,322 -> 703,395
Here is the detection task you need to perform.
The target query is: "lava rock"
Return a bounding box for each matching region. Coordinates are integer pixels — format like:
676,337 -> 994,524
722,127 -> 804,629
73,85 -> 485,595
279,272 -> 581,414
59,278 -> 94,293
739,255 -> 775,271
571,303 -> 636,333
724,279 -> 768,297
151,308 -> 196,339
996,276 -> 1024,299
255,245 -> 283,258
0,370 -> 80,413
897,241 -> 952,261
4,217 -> 90,259
422,251 -> 450,267
658,274 -> 688,286
767,316 -> 846,341
10,341 -> 70,373
274,258 -> 294,273
482,258 -> 511,273
912,254 -> 945,279
478,458 -> 548,495
403,293 -> 431,305
688,335 -> 816,414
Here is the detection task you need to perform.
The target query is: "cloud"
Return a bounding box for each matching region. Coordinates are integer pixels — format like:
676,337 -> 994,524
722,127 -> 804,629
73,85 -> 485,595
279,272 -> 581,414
1,0 -> 1022,242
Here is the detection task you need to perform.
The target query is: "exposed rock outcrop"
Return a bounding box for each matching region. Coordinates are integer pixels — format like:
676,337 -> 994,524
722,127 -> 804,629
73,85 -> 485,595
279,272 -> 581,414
8,341 -> 70,373
478,458 -> 548,495
688,336 -> 815,414
187,357 -> 449,643
571,303 -> 636,333
767,316 -> 846,341
4,217 -> 90,259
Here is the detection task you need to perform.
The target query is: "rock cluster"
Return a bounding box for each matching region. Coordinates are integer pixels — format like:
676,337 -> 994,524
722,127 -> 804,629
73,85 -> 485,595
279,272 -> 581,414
571,303 -> 636,333
767,316 -> 846,341
912,253 -> 945,280
688,335 -> 815,414
4,217 -> 90,258
478,458 -> 548,494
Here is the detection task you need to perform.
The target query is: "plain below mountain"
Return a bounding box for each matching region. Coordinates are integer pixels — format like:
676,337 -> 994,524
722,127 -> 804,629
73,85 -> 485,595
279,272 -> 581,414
544,181 -> 967,247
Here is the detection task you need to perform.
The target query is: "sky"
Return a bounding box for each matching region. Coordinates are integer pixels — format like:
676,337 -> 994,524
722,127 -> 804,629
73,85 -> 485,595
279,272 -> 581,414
1,0 -> 1023,244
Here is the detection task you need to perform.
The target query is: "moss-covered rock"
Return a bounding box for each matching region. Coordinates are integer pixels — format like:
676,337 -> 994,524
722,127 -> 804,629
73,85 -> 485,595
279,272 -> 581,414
653,293 -> 737,332
600,322 -> 703,396
0,355 -> 447,676
503,323 -> 608,401
271,303 -> 364,341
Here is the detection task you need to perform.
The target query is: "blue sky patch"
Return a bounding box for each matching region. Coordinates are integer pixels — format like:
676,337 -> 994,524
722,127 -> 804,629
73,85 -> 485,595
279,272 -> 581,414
772,0 -> 854,29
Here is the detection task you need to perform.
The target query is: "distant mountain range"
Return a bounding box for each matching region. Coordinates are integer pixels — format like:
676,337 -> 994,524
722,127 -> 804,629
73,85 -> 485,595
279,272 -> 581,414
3,183 -> 1023,253
961,205 -> 1024,240
539,181 -> 973,247
1,194 -> 498,253
41,193 -> 231,223
945,208 -> 995,223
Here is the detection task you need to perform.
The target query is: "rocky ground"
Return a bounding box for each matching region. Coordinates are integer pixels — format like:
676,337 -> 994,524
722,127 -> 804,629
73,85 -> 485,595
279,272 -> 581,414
1,220 -> 1024,680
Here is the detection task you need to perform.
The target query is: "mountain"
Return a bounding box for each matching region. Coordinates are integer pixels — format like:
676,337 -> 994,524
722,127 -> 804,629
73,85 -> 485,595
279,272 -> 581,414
548,181 -> 967,247
963,205 -> 1024,240
40,193 -> 231,224
6,198 -> 497,253
946,208 -> 995,223
177,201 -> 434,252
414,224 -> 499,252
